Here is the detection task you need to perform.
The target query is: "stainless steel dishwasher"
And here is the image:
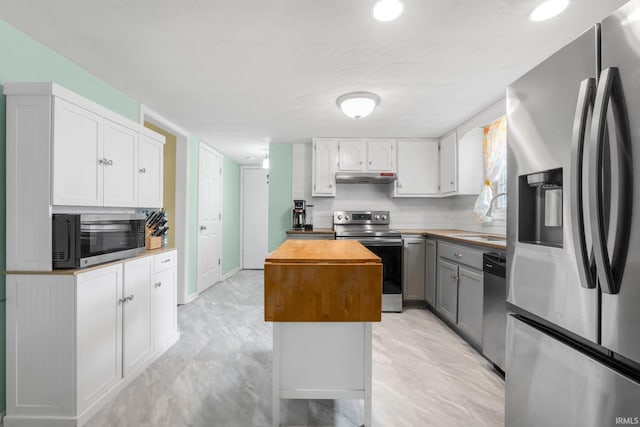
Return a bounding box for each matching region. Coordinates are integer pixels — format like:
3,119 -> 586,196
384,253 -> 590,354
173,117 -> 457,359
482,252 -> 507,374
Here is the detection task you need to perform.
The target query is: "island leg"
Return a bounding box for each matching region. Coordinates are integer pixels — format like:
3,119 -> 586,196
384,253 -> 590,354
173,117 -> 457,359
272,323 -> 281,427
364,322 -> 372,427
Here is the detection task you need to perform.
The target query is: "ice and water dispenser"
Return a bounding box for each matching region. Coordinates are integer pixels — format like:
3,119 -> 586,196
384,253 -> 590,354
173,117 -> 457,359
518,168 -> 563,247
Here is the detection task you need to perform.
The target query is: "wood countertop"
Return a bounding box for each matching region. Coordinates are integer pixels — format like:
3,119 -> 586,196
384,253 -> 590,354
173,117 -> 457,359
397,229 -> 507,250
285,228 -> 335,235
265,239 -> 380,264
264,240 -> 382,322
5,247 -> 176,276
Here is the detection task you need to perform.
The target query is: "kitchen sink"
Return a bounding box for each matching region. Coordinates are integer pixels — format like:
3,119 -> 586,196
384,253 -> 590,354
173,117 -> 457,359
450,233 -> 506,242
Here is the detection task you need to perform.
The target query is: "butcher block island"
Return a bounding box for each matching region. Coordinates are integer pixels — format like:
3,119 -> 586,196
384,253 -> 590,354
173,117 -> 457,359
264,240 -> 382,427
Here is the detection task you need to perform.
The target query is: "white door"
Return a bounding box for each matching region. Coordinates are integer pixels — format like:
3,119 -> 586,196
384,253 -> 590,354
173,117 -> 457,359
103,119 -> 138,207
338,140 -> 366,171
52,98 -> 103,206
197,143 -> 222,293
366,139 -> 395,171
242,167 -> 269,269
439,132 -> 457,194
76,264 -> 122,413
122,257 -> 153,377
138,134 -> 164,208
312,139 -> 338,196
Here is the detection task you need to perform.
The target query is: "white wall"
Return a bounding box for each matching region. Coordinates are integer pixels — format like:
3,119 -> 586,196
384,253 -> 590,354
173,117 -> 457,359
292,143 -> 506,234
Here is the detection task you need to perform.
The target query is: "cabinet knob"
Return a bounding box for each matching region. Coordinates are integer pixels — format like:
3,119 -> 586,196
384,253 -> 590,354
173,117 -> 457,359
118,297 -> 126,305
127,294 -> 134,302
329,184 -> 333,188
155,281 -> 162,288
139,168 -> 146,173
369,161 -> 372,165
450,274 -> 458,280
450,181 -> 454,185
359,161 -> 363,165
200,225 -> 207,231
98,159 -> 105,165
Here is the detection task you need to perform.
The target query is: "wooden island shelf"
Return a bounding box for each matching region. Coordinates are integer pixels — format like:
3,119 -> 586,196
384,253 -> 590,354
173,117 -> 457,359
264,240 -> 383,427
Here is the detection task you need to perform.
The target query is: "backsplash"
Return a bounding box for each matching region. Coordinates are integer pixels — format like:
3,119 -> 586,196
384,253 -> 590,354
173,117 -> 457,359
291,143 -> 506,234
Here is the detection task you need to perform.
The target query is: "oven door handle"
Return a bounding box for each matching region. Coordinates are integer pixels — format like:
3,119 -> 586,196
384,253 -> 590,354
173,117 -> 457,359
357,239 -> 402,247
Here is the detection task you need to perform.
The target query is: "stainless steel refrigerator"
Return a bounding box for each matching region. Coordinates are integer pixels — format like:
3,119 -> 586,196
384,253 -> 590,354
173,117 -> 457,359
506,1 -> 640,425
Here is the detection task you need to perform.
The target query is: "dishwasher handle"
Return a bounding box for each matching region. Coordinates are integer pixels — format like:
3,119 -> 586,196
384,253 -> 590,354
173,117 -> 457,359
483,253 -> 506,277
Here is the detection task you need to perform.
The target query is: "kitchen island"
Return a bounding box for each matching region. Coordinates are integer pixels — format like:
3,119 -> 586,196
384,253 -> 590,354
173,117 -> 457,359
264,240 -> 382,427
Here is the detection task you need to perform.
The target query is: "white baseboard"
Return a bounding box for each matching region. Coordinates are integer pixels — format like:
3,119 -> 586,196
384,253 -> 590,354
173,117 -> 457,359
184,291 -> 200,304
221,267 -> 240,281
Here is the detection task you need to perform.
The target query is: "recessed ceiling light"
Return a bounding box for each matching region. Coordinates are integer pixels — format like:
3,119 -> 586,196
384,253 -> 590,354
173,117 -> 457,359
337,92 -> 380,119
530,0 -> 569,22
373,0 -> 405,22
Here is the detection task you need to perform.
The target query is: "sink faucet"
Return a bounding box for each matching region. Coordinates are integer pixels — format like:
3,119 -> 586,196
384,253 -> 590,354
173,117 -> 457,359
486,192 -> 507,217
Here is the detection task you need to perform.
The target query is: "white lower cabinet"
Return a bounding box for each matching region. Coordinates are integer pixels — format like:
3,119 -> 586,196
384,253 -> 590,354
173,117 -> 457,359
77,264 -> 123,414
5,250 -> 179,427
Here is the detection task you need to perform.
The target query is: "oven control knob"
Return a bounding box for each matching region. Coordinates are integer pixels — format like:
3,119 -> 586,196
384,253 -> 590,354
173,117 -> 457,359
337,215 -> 343,220
345,215 -> 350,220
381,214 -> 387,220
374,214 -> 380,220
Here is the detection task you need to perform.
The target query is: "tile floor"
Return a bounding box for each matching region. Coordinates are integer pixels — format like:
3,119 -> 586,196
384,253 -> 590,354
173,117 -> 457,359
86,270 -> 504,427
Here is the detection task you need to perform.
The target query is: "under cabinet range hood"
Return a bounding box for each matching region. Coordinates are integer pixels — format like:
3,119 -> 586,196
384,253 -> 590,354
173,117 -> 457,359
335,172 -> 397,183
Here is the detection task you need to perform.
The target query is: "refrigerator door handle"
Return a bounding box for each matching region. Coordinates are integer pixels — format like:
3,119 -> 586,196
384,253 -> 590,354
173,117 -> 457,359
588,67 -> 633,294
570,77 -> 596,289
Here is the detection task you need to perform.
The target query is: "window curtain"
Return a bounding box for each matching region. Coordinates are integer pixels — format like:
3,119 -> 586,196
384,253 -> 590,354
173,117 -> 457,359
473,116 -> 507,223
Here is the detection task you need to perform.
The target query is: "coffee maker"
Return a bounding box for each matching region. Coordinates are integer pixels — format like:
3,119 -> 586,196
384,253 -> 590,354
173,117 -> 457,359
292,200 -> 306,230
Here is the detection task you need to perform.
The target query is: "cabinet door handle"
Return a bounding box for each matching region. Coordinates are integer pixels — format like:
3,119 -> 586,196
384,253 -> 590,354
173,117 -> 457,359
139,168 -> 146,173
450,274 -> 458,280
126,294 -> 134,302
106,159 -> 113,166
118,297 -> 126,305
161,258 -> 171,264
154,281 -> 162,288
200,225 -> 207,231
454,253 -> 462,258
98,159 -> 105,165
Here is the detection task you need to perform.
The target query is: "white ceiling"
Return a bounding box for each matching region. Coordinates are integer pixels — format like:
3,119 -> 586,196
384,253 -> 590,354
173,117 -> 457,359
0,0 -> 629,165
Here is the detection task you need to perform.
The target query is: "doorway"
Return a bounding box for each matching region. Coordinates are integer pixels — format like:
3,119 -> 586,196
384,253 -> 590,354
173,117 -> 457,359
197,142 -> 222,293
241,167 -> 269,269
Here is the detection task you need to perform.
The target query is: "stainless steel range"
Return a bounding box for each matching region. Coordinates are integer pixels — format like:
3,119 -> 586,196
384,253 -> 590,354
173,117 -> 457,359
334,210 -> 402,312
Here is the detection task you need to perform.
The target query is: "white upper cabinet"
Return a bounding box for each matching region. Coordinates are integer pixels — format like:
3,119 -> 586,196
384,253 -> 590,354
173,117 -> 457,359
138,134 -> 164,208
456,127 -> 485,195
103,120 -> 139,207
7,83 -> 165,210
312,138 -> 338,197
366,139 -> 395,171
394,139 -> 439,197
337,139 -> 396,172
52,99 -> 104,206
438,129 -> 485,196
439,132 -> 458,194
338,139 -> 366,171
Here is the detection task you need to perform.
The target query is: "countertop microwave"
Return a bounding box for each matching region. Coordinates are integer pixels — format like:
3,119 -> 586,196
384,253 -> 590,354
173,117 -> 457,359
52,213 -> 146,269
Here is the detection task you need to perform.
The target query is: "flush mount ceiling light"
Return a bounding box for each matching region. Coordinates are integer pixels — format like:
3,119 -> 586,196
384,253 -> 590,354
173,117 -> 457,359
372,0 -> 405,22
337,92 -> 380,119
530,0 -> 569,22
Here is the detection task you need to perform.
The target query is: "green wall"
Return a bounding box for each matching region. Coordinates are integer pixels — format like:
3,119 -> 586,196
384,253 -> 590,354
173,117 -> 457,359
268,144 -> 293,251
222,157 -> 241,276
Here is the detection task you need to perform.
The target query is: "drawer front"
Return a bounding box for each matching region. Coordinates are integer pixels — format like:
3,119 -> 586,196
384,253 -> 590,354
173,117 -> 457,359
438,241 -> 482,270
154,250 -> 177,273
286,234 -> 335,240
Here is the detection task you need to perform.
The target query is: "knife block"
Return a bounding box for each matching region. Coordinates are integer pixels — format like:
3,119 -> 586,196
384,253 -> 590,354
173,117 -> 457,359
145,227 -> 162,250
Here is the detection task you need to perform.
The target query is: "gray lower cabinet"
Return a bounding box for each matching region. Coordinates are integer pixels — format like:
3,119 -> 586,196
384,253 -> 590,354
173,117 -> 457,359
425,239 -> 437,306
436,241 -> 484,347
403,235 -> 426,301
437,258 -> 459,323
457,266 -> 484,345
